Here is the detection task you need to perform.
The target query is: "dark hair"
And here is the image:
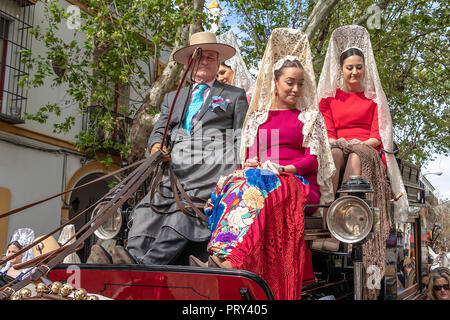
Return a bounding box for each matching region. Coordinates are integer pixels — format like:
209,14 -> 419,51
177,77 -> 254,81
8,241 -> 23,250
339,48 -> 365,66
220,62 -> 232,70
274,59 -> 303,81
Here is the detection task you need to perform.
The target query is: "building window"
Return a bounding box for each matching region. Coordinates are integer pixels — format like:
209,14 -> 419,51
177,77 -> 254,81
0,0 -> 35,124
0,18 -> 9,106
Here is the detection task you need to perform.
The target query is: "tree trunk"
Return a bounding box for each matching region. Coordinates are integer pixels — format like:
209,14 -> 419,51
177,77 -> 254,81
127,0 -> 205,163
302,0 -> 340,42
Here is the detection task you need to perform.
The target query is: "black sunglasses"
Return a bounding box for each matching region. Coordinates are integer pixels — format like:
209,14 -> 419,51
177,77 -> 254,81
433,284 -> 449,291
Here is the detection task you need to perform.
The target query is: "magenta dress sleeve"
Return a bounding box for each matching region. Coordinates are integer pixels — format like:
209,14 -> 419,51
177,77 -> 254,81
289,117 -> 318,175
290,148 -> 318,175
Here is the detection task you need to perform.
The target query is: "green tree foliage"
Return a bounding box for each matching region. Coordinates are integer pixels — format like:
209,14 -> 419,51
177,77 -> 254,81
222,0 -> 449,166
220,0 -> 309,65
22,0 -> 206,164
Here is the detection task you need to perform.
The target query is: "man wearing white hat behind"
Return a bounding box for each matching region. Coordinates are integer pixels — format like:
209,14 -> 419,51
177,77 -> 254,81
112,32 -> 249,266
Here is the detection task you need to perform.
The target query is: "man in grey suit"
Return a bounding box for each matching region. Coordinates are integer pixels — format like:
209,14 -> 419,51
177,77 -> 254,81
122,32 -> 249,265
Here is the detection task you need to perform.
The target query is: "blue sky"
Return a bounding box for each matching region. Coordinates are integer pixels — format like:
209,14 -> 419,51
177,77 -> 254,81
423,154 -> 450,201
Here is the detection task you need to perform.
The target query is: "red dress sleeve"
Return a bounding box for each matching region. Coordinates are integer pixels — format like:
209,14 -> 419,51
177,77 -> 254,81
319,98 -> 337,139
370,103 -> 382,142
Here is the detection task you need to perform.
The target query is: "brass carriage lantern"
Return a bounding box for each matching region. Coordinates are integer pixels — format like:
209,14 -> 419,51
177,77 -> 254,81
326,175 -> 378,301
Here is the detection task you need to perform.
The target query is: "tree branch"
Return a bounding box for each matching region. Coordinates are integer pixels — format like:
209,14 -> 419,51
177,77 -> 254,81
301,0 -> 339,42
127,0 -> 206,162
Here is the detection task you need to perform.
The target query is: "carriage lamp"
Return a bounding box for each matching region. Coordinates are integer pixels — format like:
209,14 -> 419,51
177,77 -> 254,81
338,175 -> 375,198
326,175 -> 376,243
326,175 -> 378,300
326,195 -> 373,244
91,197 -> 123,240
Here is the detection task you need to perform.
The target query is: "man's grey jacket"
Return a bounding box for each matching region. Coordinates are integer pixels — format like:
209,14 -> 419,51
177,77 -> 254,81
127,80 -> 249,245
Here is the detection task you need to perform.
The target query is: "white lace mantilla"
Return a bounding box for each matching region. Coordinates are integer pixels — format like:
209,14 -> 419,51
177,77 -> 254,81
0,228 -> 35,275
240,28 -> 336,205
217,30 -> 255,99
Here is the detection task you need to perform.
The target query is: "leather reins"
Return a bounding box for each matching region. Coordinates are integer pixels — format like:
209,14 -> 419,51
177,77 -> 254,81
0,48 -> 209,299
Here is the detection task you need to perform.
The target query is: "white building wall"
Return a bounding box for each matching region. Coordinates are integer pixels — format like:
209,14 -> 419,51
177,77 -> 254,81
0,1 -> 91,245
0,135 -> 83,241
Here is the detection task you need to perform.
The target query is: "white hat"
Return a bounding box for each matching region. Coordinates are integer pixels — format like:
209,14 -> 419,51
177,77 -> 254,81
173,32 -> 236,65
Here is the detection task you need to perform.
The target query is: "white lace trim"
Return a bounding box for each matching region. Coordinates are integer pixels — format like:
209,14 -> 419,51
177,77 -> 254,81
217,30 -> 255,98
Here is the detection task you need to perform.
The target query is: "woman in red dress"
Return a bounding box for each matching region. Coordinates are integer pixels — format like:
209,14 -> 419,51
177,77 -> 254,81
317,26 -> 407,210
319,47 -> 383,194
317,25 -> 408,300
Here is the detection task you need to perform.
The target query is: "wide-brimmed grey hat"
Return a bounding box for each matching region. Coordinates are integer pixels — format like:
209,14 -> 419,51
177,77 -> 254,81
173,32 -> 236,65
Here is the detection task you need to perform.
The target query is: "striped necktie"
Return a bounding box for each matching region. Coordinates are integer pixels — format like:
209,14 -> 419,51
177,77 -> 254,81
183,84 -> 209,134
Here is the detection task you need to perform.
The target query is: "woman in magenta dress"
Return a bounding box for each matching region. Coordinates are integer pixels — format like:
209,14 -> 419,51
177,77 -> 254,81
246,107 -> 321,208
191,29 -> 335,300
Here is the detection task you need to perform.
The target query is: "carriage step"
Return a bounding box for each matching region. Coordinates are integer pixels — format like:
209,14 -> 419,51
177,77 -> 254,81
305,216 -> 324,229
305,229 -> 331,240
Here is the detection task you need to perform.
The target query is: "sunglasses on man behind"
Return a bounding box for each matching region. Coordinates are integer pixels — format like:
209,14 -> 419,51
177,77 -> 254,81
433,284 -> 449,291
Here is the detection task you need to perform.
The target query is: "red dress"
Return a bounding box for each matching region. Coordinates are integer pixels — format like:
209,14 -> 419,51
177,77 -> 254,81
319,88 -> 386,166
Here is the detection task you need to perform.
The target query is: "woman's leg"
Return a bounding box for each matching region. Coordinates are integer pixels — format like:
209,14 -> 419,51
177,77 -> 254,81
331,148 -> 345,195
322,148 -> 345,230
343,152 -> 361,183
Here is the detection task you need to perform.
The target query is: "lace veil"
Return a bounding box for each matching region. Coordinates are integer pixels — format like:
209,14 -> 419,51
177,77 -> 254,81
317,25 -> 408,221
58,224 -> 81,263
217,30 -> 255,99
240,28 -> 335,205
0,228 -> 35,275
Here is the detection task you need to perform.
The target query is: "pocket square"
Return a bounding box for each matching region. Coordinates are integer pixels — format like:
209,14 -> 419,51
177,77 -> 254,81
209,96 -> 230,112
